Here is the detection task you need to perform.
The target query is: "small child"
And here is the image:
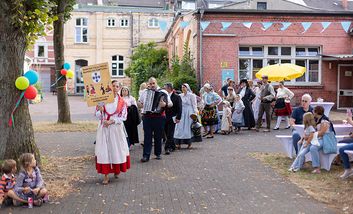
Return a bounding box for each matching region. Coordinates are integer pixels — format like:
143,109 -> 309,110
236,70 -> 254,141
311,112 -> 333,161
221,101 -> 232,134
289,112 -> 316,172
190,113 -> 202,142
0,160 -> 17,208
13,153 -> 48,207
232,94 -> 245,133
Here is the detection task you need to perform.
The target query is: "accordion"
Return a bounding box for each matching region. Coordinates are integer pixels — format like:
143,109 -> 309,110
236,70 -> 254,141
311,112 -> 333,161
142,89 -> 168,114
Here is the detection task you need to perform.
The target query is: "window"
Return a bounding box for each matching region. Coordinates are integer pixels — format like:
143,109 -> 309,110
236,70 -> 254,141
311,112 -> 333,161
120,19 -> 129,27
37,45 -> 45,57
75,18 -> 88,43
107,18 -> 116,27
238,45 -> 321,84
112,55 -> 124,77
181,1 -> 196,10
148,18 -> 159,28
257,2 -> 267,10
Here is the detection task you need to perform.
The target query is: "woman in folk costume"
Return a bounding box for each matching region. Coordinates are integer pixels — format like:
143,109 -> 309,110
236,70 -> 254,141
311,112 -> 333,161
237,79 -> 256,130
174,83 -> 198,149
201,83 -> 222,138
252,80 -> 262,122
95,80 -> 130,185
121,86 -> 140,148
273,81 -> 294,130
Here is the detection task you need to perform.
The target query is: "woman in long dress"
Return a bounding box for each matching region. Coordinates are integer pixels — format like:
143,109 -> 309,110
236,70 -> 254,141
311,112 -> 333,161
174,83 -> 198,149
273,81 -> 294,130
95,80 -> 130,185
252,80 -> 262,122
121,86 -> 140,147
237,79 -> 256,129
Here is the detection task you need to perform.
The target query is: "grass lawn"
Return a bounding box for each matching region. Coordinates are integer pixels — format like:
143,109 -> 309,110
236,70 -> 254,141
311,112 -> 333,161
250,152 -> 353,214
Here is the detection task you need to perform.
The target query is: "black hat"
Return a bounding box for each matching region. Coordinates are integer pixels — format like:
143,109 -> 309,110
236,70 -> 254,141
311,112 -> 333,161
239,79 -> 248,84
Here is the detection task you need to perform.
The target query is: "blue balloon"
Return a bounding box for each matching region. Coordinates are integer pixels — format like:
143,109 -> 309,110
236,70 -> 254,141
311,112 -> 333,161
24,70 -> 39,85
63,63 -> 71,70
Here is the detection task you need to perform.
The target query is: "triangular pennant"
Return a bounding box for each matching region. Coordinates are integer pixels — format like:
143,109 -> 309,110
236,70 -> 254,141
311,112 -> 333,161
242,22 -> 252,29
221,22 -> 232,31
341,21 -> 352,33
262,22 -> 273,31
280,22 -> 292,31
320,22 -> 331,33
180,21 -> 189,29
200,21 -> 210,31
301,22 -> 312,33
159,20 -> 167,32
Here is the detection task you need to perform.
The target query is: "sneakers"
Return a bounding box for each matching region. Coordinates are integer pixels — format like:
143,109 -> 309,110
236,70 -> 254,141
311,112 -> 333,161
288,167 -> 299,172
340,169 -> 353,179
273,127 -> 279,130
311,169 -> 321,174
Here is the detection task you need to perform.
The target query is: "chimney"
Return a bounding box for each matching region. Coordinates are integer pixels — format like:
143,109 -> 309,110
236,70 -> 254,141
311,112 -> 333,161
342,0 -> 348,10
97,0 -> 103,5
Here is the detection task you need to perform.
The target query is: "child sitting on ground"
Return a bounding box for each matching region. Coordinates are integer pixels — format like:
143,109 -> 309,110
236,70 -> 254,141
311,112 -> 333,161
232,94 -> 245,133
0,159 -> 19,208
289,112 -> 317,172
221,101 -> 232,134
13,153 -> 48,207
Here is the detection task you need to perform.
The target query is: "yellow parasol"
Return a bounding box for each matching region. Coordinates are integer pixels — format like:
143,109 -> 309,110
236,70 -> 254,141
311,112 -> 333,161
255,63 -> 306,82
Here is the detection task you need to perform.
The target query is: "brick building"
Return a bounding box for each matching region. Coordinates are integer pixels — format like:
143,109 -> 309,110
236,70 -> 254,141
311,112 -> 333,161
166,0 -> 353,109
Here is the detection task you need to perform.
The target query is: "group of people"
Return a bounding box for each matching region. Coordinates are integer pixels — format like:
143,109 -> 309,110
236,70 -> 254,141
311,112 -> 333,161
289,93 -> 353,178
0,153 -> 48,208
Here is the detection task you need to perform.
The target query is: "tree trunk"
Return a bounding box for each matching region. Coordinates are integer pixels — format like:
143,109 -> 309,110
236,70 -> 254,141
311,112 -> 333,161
0,2 -> 40,163
54,0 -> 72,123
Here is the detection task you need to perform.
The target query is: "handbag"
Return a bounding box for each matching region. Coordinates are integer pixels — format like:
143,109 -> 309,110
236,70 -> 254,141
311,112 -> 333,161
322,132 -> 337,154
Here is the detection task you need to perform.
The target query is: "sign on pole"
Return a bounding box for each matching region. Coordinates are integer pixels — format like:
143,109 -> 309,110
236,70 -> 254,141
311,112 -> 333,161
82,62 -> 114,107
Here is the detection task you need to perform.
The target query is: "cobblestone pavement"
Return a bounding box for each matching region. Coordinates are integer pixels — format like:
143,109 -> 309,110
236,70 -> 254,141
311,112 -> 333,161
6,129 -> 335,214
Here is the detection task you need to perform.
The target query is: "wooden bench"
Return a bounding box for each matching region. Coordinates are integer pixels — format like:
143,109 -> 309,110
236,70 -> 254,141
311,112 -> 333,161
275,135 -> 348,171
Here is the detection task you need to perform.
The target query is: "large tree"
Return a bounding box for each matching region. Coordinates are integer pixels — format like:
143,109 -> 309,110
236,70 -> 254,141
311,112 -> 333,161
0,0 -> 55,162
50,0 -> 75,123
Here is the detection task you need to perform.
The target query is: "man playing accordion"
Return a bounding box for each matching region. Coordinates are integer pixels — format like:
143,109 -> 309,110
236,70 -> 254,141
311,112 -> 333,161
138,77 -> 173,162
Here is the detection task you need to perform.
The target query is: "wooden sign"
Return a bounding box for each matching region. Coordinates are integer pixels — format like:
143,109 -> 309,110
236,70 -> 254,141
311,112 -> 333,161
82,62 -> 114,107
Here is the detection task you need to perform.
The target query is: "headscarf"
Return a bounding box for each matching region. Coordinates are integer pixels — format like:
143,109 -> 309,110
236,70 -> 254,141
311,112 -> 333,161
182,83 -> 192,93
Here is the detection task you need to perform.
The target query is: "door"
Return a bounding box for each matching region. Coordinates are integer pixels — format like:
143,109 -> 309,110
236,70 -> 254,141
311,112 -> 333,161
75,59 -> 88,94
338,65 -> 353,109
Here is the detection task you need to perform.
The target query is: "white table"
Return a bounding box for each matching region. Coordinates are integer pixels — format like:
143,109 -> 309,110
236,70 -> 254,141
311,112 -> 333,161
310,102 -> 335,117
293,124 -> 353,136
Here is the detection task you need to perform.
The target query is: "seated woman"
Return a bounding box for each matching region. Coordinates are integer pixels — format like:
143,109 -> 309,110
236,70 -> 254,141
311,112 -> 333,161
338,109 -> 353,179
310,106 -> 336,174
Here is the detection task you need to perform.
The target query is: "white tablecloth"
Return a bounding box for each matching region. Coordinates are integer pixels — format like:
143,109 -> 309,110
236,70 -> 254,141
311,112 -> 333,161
310,102 -> 335,117
293,124 -> 353,136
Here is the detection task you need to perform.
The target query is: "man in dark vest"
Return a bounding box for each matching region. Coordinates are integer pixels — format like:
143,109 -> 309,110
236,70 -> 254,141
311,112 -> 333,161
138,77 -> 173,162
163,83 -> 182,155
256,75 -> 275,132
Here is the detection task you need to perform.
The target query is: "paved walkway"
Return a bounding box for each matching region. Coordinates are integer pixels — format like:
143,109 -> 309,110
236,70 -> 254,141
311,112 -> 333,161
7,130 -> 334,214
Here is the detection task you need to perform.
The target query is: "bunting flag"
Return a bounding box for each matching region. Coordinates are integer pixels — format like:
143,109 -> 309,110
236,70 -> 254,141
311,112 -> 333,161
301,22 -> 312,33
280,22 -> 292,31
200,21 -> 210,31
341,21 -> 352,33
320,22 -> 331,33
262,22 -> 273,31
242,22 -> 252,29
221,22 -> 232,31
159,20 -> 168,32
180,21 -> 190,29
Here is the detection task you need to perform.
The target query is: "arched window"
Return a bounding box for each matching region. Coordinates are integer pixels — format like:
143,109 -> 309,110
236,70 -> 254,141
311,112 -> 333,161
112,55 -> 124,77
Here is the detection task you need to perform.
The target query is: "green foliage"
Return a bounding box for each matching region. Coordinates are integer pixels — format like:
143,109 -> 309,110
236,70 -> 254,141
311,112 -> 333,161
125,42 -> 168,96
33,82 -> 43,94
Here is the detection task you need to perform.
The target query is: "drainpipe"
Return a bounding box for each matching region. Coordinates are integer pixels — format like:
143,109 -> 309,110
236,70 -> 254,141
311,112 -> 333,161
199,9 -> 204,86
130,12 -> 133,53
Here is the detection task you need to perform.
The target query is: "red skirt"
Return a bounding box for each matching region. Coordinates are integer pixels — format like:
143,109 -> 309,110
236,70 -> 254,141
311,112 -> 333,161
274,102 -> 292,116
95,156 -> 130,175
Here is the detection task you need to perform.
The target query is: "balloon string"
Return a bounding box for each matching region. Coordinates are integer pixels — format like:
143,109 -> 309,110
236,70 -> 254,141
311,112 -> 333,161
8,91 -> 25,128
51,75 -> 64,87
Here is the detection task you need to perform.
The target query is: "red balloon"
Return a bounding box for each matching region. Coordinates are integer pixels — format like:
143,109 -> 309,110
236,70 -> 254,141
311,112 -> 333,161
60,69 -> 67,76
24,86 -> 38,100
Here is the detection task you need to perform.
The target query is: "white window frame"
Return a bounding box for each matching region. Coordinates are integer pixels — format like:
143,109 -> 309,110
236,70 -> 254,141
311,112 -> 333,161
148,18 -> 159,28
35,44 -> 47,58
120,18 -> 129,27
238,45 -> 321,85
112,55 -> 124,77
107,17 -> 117,27
75,17 -> 88,43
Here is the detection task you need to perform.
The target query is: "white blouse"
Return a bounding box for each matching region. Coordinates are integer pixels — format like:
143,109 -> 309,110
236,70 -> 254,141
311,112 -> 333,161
95,96 -> 127,124
123,95 -> 137,107
276,87 -> 294,100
